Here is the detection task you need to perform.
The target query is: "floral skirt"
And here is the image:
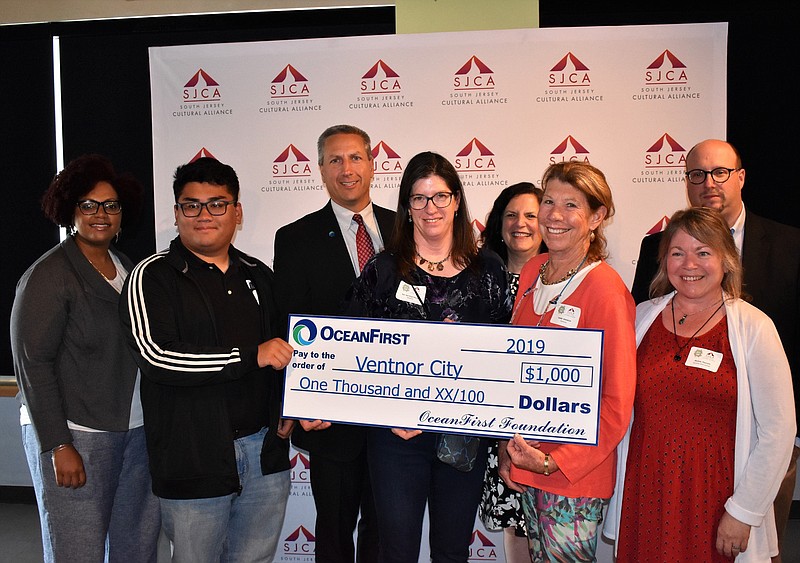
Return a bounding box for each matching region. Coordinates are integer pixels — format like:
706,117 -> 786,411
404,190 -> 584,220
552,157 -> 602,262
520,488 -> 607,563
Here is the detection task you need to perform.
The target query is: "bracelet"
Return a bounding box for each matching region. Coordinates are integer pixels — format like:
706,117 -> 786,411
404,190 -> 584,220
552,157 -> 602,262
52,444 -> 71,454
543,453 -> 551,476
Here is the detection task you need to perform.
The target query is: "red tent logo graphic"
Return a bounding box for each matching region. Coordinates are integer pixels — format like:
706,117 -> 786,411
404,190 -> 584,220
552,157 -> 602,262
283,525 -> 315,555
372,141 -> 403,175
645,49 -> 688,84
454,138 -> 495,172
361,60 -> 401,94
549,136 -> 590,164
290,452 -> 310,468
271,64 -> 310,97
183,68 -> 221,102
647,50 -> 686,70
454,55 -> 495,89
274,144 -> 310,163
647,216 -> 670,235
551,135 -> 590,155
469,530 -> 498,561
472,219 -> 485,234
284,526 -> 315,542
290,453 -> 310,483
457,138 -> 494,157
646,133 -> 685,153
362,60 -> 399,79
550,52 -> 589,72
455,55 -> 493,75
273,145 -> 312,177
190,147 -> 217,162
184,69 -> 219,87
273,64 -> 308,83
549,52 -> 591,86
644,133 -> 686,168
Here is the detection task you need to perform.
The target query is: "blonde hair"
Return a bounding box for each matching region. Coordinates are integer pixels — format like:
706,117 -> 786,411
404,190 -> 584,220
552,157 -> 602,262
541,161 -> 614,262
649,207 -> 743,300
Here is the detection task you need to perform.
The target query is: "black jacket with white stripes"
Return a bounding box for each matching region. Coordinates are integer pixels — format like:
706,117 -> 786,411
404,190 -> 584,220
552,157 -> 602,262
120,237 -> 288,499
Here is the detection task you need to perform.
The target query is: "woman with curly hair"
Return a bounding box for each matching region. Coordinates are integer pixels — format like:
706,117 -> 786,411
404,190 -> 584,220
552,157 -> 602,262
10,154 -> 160,562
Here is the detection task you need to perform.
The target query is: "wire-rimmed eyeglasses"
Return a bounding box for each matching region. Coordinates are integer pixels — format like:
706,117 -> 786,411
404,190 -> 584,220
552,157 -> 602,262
76,199 -> 122,215
685,167 -> 740,185
408,192 -> 454,210
175,200 -> 236,217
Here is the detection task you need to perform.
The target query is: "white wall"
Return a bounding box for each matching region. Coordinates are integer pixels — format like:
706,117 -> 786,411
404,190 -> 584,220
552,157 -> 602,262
0,397 -> 33,487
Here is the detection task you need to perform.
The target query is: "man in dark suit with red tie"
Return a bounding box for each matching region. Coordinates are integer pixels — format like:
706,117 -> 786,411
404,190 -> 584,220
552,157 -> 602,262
273,124 -> 395,563
631,139 -> 800,562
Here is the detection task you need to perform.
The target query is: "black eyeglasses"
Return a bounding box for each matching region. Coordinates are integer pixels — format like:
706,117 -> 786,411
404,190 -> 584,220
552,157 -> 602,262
409,192 -> 454,210
685,167 -> 740,185
175,200 -> 236,217
77,199 -> 122,215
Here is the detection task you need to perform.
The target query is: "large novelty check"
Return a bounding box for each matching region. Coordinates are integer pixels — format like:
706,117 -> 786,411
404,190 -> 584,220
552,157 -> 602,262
283,315 -> 604,444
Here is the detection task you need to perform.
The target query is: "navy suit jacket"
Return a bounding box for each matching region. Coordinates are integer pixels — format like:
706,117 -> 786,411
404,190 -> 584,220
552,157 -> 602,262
273,200 -> 396,460
631,210 -> 800,435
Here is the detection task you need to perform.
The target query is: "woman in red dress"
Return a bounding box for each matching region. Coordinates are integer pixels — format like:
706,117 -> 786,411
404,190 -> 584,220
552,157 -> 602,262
605,207 -> 795,562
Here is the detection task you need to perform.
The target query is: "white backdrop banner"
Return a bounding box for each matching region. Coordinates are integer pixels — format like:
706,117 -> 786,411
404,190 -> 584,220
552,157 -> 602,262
150,23 -> 727,562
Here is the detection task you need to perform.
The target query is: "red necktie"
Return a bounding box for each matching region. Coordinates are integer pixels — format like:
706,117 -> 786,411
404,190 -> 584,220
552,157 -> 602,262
353,213 -> 375,272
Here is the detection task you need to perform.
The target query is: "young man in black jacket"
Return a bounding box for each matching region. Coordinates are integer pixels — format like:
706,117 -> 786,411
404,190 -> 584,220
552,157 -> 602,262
121,157 -> 294,563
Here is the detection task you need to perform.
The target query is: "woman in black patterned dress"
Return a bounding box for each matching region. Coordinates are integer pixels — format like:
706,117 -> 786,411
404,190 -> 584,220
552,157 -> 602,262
478,182 -> 544,562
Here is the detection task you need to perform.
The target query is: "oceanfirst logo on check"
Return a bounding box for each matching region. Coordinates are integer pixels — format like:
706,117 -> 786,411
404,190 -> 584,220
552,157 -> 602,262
292,318 -> 411,347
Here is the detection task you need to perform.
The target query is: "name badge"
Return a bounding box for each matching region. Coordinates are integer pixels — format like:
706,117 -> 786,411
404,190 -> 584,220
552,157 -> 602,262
396,281 -> 426,305
685,346 -> 723,372
551,304 -> 581,328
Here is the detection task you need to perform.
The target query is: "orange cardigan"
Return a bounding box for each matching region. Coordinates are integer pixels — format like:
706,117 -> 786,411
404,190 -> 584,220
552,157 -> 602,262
508,254 -> 636,499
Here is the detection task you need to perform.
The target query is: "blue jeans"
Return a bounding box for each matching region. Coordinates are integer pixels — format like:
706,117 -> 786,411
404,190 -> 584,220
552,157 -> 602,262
367,429 -> 488,563
22,424 -> 161,563
159,427 -> 290,563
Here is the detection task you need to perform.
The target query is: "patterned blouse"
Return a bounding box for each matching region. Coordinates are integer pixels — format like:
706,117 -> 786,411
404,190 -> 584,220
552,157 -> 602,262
344,248 -> 512,324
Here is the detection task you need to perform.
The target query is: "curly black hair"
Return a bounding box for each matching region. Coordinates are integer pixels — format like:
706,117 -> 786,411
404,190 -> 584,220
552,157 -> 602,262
40,154 -> 143,229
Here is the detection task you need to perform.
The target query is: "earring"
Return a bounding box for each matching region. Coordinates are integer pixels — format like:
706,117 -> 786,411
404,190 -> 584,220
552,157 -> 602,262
589,230 -> 596,242
115,228 -> 121,243
408,213 -> 412,223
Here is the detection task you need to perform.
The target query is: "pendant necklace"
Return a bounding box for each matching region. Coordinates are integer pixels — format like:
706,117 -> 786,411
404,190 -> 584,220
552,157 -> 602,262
670,297 -> 724,362
87,255 -> 116,282
417,253 -> 449,272
674,298 -> 723,325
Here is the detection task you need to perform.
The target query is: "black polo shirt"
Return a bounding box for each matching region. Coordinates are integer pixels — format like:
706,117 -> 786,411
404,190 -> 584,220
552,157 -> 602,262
180,242 -> 268,437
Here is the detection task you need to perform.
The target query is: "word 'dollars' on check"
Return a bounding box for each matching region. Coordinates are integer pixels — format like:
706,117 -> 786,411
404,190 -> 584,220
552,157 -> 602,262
283,315 -> 604,444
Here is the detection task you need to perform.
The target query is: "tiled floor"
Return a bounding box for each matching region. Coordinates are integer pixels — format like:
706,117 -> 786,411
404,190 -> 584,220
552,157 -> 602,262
1,498 -> 798,562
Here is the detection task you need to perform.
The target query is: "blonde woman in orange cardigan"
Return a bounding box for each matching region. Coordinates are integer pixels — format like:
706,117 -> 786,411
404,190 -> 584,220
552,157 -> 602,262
500,161 -> 636,561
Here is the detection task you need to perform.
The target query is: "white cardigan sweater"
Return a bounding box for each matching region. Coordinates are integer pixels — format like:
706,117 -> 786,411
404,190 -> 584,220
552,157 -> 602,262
604,292 -> 795,562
